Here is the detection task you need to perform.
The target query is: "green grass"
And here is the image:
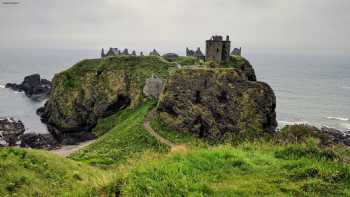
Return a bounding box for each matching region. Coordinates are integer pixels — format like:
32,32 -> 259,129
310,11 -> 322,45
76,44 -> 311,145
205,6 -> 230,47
0,148 -> 114,197
175,56 -> 200,66
59,56 -> 175,90
150,113 -> 208,147
1,108 -> 350,196
69,100 -> 168,167
122,142 -> 350,196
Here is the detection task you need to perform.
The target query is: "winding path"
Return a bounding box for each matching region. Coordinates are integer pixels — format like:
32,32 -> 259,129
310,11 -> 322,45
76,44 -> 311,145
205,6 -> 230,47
51,140 -> 95,157
52,107 -> 186,157
144,108 -> 187,153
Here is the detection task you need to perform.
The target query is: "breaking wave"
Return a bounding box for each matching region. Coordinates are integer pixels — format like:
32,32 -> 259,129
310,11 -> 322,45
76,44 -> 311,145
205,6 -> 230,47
278,120 -> 309,126
326,117 -> 349,121
0,84 -> 5,89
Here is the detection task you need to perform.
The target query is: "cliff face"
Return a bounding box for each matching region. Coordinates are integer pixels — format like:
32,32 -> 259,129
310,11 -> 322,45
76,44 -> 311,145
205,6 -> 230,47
41,56 -> 174,142
41,54 -> 276,143
157,66 -> 276,140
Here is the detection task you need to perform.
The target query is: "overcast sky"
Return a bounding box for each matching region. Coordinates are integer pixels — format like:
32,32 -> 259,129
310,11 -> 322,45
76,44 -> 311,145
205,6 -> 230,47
0,0 -> 349,55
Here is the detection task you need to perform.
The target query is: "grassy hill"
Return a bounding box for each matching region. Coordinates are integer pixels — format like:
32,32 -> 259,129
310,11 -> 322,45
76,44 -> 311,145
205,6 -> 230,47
0,148 -> 114,197
122,143 -> 350,196
1,102 -> 350,196
69,100 -> 168,167
1,56 -> 350,196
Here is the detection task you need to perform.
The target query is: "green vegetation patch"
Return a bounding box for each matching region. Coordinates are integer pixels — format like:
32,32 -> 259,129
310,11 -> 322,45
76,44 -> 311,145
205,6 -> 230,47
122,143 -> 350,196
0,148 -> 112,197
150,113 -> 208,147
174,56 -> 200,66
69,101 -> 168,166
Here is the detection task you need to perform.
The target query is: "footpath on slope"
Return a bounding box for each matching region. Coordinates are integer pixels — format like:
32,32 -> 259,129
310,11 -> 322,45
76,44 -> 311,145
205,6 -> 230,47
51,140 -> 95,157
144,108 -> 188,153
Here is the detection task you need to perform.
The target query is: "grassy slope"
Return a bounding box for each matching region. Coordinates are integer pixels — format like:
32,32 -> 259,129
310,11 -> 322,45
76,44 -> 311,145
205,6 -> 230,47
1,56 -> 350,196
122,143 -> 350,196
1,102 -> 350,196
69,101 -> 168,167
70,106 -> 350,196
0,148 -> 113,197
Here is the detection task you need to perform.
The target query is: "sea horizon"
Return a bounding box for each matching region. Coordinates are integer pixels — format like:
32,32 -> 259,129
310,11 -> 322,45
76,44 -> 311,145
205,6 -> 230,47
0,48 -> 349,133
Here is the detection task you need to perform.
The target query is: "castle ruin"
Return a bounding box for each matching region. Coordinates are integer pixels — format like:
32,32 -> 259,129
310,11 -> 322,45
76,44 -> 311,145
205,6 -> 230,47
205,35 -> 231,64
101,35 -> 242,63
186,47 -> 205,61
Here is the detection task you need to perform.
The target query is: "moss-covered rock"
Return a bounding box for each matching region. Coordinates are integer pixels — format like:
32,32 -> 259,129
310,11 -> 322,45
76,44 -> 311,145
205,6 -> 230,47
41,56 -> 174,143
157,67 -> 277,141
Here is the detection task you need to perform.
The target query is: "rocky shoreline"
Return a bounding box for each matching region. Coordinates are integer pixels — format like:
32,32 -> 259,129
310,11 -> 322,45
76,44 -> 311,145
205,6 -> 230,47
0,117 -> 59,149
6,73 -> 52,100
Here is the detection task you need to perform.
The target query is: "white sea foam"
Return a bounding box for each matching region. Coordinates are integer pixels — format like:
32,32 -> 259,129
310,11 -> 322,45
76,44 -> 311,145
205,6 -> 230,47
0,84 -> 5,89
278,120 -> 309,126
326,116 -> 349,121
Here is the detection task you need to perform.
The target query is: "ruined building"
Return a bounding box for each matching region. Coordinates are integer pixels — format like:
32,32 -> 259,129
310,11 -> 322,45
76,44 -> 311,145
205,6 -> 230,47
205,35 -> 231,64
149,49 -> 160,56
186,47 -> 205,61
101,48 -> 120,57
186,48 -> 195,56
121,48 -> 129,56
101,48 -> 161,58
231,47 -> 242,56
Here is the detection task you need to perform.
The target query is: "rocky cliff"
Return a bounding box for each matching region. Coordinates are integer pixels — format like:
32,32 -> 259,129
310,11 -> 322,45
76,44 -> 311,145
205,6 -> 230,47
41,54 -> 275,143
157,66 -> 276,140
40,56 -> 174,143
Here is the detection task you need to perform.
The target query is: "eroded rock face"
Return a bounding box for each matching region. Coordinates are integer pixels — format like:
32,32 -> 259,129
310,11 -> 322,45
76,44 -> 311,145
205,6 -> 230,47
40,56 -> 173,142
6,74 -> 52,99
157,68 -> 277,140
0,118 -> 25,146
20,133 -> 59,149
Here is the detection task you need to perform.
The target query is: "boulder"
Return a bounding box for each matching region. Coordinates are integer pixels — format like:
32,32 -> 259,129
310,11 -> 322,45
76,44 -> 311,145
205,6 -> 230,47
157,68 -> 277,140
143,75 -> 163,99
20,133 -> 59,149
6,74 -> 52,98
0,118 -> 25,146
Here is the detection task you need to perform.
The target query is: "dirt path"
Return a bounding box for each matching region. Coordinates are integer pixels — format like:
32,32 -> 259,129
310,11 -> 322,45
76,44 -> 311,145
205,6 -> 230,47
51,140 -> 95,157
144,108 -> 187,153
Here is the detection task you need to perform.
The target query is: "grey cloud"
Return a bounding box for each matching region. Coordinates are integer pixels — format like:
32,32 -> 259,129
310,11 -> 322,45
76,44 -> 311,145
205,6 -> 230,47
0,0 -> 349,55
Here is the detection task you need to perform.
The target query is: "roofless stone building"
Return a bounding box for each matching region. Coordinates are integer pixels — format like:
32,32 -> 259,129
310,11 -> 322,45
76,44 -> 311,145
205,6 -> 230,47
205,35 -> 231,64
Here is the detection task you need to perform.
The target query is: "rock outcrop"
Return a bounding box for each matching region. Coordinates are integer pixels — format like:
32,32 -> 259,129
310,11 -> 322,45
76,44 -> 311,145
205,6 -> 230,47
20,133 -> 59,149
143,75 -> 163,99
225,55 -> 256,81
0,117 -> 59,149
0,118 -> 25,146
6,74 -> 52,99
320,127 -> 350,146
40,56 -> 173,143
157,68 -> 277,140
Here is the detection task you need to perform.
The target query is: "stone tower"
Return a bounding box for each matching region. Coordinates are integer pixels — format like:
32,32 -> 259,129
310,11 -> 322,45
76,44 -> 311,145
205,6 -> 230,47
206,35 -> 231,64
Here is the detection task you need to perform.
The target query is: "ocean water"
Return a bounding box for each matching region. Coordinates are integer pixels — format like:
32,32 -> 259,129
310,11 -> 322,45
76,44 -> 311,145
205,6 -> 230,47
0,49 -> 97,133
0,49 -> 349,133
248,53 -> 350,131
